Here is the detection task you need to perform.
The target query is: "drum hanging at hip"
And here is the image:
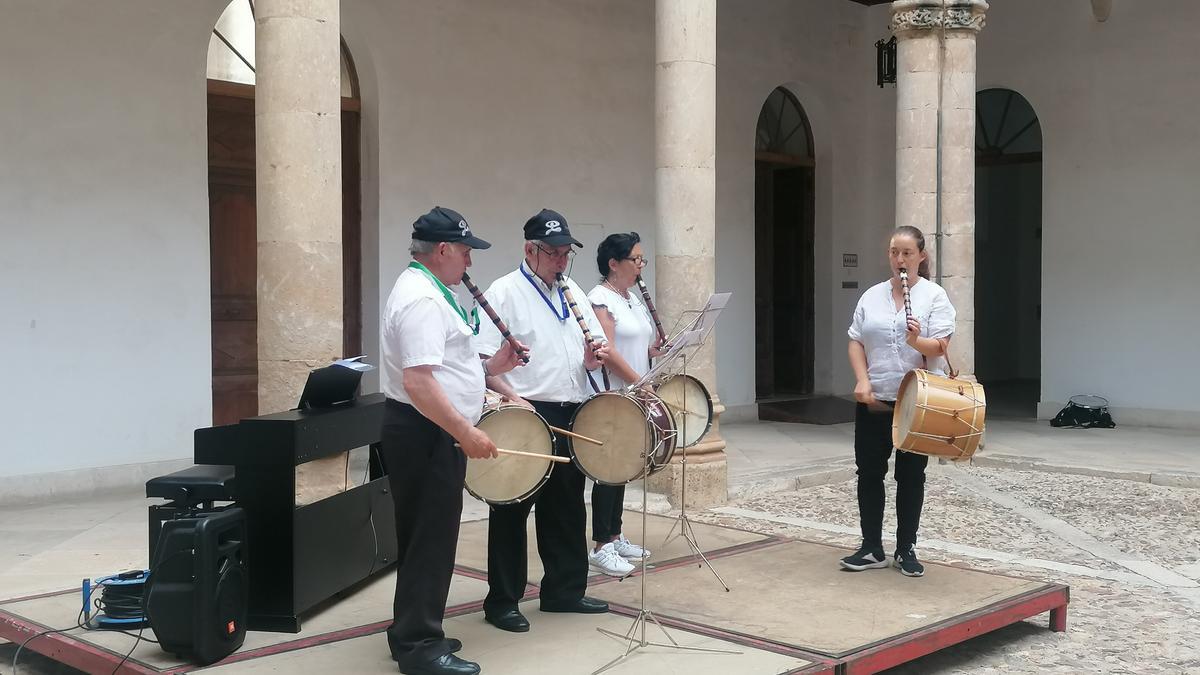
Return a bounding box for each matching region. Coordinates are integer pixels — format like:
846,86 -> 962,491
568,391 -> 677,485
465,404 -> 555,505
654,374 -> 713,447
892,369 -> 987,461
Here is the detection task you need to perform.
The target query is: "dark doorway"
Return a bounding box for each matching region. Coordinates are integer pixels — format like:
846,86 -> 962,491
975,88 -> 1042,418
754,88 -> 815,400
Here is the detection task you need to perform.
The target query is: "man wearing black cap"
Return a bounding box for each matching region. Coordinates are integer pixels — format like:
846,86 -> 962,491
474,208 -> 612,633
380,206 -> 527,674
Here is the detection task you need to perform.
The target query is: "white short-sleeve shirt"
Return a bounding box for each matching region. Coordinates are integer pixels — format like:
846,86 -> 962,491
847,278 -> 956,401
473,262 -> 607,403
587,284 -> 654,390
381,267 -> 485,424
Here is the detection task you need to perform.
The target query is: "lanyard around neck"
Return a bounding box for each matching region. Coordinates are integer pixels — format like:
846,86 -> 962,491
408,262 -> 480,334
520,264 -> 568,321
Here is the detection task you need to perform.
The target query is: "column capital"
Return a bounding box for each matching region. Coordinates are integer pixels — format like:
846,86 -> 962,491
890,1 -> 988,36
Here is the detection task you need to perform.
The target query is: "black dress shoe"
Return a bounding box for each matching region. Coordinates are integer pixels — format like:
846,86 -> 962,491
401,653 -> 480,675
484,608 -> 530,633
539,596 -> 609,614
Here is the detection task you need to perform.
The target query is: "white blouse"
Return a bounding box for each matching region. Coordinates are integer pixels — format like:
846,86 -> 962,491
587,284 -> 654,390
847,278 -> 956,401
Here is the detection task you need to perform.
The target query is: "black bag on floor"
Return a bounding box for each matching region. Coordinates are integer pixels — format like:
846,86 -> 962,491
1050,395 -> 1115,429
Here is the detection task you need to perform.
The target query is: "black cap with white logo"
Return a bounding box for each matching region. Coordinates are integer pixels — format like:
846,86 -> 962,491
412,206 -> 491,249
523,208 -> 582,248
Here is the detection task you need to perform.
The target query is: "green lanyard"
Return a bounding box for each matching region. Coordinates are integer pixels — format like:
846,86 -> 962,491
408,262 -> 480,335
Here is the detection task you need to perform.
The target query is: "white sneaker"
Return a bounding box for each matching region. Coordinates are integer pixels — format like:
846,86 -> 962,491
589,543 -> 635,577
612,534 -> 650,562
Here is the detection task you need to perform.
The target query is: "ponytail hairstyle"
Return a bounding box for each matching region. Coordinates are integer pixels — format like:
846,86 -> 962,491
893,225 -> 930,280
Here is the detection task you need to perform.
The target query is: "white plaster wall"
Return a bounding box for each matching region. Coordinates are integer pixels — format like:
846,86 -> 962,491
0,0 -> 226,487
716,0 -> 897,410
977,0 -> 1200,425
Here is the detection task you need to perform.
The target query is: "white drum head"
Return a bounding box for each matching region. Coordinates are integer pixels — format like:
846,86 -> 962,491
570,393 -> 653,485
893,371 -> 920,442
465,407 -> 553,504
656,375 -> 713,447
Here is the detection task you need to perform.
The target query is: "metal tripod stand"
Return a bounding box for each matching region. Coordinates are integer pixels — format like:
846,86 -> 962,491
592,411 -> 739,674
659,351 -> 730,591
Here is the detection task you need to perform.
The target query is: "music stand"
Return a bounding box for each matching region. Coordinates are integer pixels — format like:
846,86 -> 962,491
642,293 -> 733,591
660,291 -> 730,349
592,399 -> 739,674
296,357 -> 374,412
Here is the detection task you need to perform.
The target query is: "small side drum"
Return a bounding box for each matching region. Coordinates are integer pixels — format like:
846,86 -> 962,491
654,374 -> 713,447
893,369 -> 987,461
568,391 -> 678,485
465,405 -> 555,505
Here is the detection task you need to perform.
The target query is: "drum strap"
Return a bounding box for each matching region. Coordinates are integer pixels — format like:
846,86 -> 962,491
923,337 -> 958,378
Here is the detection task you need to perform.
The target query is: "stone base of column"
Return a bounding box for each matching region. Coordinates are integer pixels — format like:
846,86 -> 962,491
648,397 -> 729,509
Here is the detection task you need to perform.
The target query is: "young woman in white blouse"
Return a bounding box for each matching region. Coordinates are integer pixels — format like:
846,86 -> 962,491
585,232 -> 664,577
840,226 -> 956,578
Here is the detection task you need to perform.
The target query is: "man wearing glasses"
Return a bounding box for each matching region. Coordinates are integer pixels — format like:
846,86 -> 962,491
474,208 -> 612,633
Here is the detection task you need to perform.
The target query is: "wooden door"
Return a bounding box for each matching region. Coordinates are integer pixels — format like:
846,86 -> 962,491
209,90 -> 258,426
208,81 -> 362,426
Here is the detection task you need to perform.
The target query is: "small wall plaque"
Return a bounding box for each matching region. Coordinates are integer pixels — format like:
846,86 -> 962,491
842,281 -> 859,289
843,254 -> 858,268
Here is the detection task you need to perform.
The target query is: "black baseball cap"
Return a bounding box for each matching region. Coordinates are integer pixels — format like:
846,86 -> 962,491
412,206 -> 491,249
523,208 -> 583,248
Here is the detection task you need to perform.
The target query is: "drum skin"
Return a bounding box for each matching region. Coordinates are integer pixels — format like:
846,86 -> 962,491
655,374 -> 713,447
465,405 -> 554,505
892,369 -> 987,461
569,392 -> 676,485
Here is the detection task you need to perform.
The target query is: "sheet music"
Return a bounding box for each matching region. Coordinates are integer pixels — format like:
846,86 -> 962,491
333,355 -> 375,372
636,329 -> 702,386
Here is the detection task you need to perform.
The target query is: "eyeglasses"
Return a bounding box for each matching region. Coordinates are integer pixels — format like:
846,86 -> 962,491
534,244 -> 575,260
624,256 -> 647,266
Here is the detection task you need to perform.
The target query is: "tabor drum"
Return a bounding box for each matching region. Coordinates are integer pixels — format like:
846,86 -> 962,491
464,404 -> 555,505
654,374 -> 713,447
568,391 -> 677,485
892,369 -> 987,461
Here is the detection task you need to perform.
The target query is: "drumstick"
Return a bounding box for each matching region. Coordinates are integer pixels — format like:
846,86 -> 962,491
659,399 -> 700,417
548,426 -> 604,446
461,272 -> 530,364
455,444 -> 571,463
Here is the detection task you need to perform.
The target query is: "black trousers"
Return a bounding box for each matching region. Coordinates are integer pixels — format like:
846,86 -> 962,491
381,400 -> 466,668
483,400 -> 588,615
854,401 -> 929,552
591,482 -> 625,544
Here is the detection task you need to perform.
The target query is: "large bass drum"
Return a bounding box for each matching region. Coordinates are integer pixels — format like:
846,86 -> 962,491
568,390 -> 677,485
464,404 -> 555,505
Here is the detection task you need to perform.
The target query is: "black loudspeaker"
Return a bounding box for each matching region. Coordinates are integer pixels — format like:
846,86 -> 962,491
145,506 -> 248,665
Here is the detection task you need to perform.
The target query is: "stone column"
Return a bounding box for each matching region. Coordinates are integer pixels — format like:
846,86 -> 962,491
648,0 -> 727,509
256,0 -> 344,503
892,0 -> 987,377
255,0 -> 343,413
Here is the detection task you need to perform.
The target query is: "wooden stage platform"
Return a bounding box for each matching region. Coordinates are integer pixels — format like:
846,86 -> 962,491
0,511 -> 1067,674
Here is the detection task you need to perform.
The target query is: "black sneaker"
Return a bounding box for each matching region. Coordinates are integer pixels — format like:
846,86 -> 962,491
894,544 -> 925,577
839,545 -> 889,571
